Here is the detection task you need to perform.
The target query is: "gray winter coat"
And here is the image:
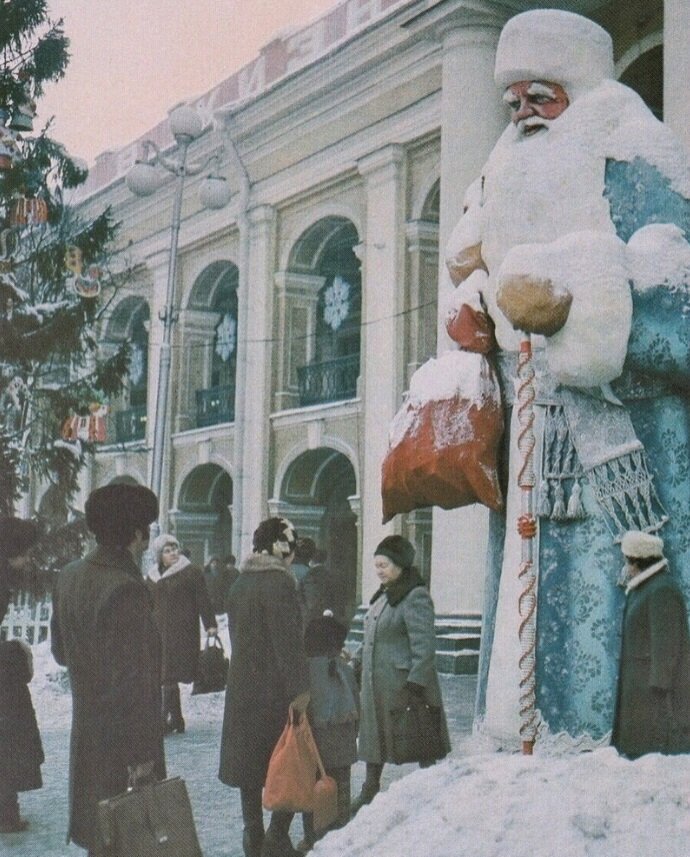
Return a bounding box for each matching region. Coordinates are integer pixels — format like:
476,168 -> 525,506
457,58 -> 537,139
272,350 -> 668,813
51,546 -> 166,850
356,573 -> 450,764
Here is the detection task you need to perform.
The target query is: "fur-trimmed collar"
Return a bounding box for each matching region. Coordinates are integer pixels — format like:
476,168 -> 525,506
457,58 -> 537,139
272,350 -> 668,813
147,555 -> 191,583
370,568 -> 426,607
625,558 -> 668,594
241,552 -> 298,586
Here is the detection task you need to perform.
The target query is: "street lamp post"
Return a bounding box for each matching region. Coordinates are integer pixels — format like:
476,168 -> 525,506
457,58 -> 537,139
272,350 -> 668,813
127,103 -> 231,535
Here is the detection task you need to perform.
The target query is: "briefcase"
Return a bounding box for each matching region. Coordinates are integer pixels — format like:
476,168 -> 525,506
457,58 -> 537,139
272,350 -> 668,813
389,698 -> 447,765
96,777 -> 203,857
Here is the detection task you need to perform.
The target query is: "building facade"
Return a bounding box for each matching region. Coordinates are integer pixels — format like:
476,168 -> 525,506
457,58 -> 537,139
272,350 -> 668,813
23,0 -> 685,635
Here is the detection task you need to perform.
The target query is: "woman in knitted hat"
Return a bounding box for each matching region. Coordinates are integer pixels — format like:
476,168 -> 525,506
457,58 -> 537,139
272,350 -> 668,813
146,533 -> 216,734
219,517 -> 310,857
0,517 -> 43,833
351,535 -> 450,814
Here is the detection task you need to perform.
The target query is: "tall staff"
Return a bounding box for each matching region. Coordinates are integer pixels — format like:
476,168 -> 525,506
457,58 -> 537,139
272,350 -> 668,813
516,334 -> 538,754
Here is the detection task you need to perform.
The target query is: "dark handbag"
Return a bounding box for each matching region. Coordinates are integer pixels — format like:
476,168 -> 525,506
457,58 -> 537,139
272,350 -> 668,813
389,696 -> 447,765
96,776 -> 203,857
191,635 -> 228,695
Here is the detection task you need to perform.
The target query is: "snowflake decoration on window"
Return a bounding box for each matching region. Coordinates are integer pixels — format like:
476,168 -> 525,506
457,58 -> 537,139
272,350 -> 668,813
323,276 -> 351,331
215,313 -> 237,362
129,343 -> 145,386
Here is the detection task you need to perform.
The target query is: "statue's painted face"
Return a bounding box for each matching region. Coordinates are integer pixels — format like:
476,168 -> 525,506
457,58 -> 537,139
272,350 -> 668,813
503,80 -> 570,137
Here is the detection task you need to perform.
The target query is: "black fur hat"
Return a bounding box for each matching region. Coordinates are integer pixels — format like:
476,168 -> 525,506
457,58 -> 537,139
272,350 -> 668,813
304,610 -> 348,656
374,535 -> 415,570
85,484 -> 158,547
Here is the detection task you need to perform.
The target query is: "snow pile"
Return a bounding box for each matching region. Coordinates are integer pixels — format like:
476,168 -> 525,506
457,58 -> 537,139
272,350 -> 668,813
627,224 -> 690,294
314,741 -> 690,857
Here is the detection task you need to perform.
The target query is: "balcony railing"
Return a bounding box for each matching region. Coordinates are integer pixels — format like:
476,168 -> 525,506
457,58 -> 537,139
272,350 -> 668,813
114,406 -> 147,443
196,384 -> 235,428
297,354 -> 359,406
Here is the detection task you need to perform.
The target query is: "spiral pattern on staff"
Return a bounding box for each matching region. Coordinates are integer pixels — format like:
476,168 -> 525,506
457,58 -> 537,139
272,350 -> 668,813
517,336 -> 538,744
517,340 -> 536,490
518,559 -> 538,742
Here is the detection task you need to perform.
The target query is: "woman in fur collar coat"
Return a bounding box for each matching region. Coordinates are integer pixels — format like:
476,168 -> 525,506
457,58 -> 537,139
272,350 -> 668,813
612,531 -> 690,759
147,534 -> 216,734
352,535 -> 450,814
219,517 -> 310,857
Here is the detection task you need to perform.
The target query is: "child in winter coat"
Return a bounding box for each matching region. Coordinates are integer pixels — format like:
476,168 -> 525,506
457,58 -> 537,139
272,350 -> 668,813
300,610 -> 359,852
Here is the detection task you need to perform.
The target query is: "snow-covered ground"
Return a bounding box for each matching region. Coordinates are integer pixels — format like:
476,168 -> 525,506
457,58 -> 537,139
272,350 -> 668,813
6,640 -> 690,857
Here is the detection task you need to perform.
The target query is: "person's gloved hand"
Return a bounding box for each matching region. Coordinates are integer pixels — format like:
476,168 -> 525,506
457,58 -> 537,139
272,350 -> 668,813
290,691 -> 311,715
128,760 -> 156,787
496,273 -> 572,336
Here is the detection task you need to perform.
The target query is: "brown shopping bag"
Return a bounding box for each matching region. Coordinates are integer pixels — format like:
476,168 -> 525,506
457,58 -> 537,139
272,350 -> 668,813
381,350 -> 504,523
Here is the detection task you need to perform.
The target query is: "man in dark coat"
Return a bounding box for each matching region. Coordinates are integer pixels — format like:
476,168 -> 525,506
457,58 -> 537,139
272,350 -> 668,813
0,517 -> 42,834
219,516 -> 310,857
612,530 -> 690,759
51,484 -> 166,854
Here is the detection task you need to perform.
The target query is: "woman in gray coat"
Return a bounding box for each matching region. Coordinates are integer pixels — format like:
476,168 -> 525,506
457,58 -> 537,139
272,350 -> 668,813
352,535 -> 450,813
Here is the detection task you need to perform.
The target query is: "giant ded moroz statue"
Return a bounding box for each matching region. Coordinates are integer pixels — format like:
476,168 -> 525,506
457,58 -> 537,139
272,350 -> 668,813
445,9 -> 690,749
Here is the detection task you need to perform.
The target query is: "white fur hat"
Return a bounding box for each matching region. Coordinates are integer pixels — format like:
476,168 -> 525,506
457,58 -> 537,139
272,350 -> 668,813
495,10 -> 614,101
621,531 -> 664,560
152,533 -> 179,563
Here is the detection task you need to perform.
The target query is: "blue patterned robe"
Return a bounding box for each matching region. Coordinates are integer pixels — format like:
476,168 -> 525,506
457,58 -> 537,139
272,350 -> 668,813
476,156 -> 690,744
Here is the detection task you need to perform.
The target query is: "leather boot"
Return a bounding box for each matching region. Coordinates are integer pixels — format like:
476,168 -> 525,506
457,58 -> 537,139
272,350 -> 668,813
241,786 -> 265,857
0,794 -> 29,833
351,762 -> 383,816
168,683 -> 185,733
261,811 -> 300,857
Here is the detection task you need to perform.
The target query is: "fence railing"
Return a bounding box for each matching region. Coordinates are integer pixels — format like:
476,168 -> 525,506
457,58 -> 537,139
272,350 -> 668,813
297,354 -> 359,406
196,384 -> 235,428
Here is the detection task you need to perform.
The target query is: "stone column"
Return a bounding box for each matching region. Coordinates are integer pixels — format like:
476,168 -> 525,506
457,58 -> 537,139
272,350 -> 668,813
273,271 -> 324,411
237,204 -> 276,558
664,0 -> 690,154
431,19 -> 506,614
356,144 -> 406,599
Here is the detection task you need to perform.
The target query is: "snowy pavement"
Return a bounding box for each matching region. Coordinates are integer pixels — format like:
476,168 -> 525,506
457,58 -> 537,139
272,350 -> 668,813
3,643 -> 475,857
7,645 -> 690,857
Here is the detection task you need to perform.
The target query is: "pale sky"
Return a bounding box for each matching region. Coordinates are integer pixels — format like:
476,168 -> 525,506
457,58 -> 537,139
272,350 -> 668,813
42,0 -> 337,164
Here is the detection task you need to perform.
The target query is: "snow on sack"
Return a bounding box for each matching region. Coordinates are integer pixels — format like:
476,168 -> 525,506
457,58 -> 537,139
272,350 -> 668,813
381,349 -> 503,523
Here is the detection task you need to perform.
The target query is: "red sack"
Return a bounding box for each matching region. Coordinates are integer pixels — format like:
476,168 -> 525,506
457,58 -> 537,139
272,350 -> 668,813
381,350 -> 504,523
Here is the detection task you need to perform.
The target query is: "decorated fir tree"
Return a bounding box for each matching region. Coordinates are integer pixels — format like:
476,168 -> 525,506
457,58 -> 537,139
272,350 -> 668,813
0,2 -> 131,568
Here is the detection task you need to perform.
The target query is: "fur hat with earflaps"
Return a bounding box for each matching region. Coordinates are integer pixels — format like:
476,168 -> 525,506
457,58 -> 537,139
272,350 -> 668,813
252,517 -> 298,560
621,530 -> 664,560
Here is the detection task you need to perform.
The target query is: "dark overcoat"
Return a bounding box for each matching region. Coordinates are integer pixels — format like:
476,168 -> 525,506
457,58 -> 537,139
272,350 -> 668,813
218,553 -> 309,789
147,559 -> 216,683
51,546 -> 166,850
356,572 -> 450,764
0,569 -> 44,793
612,565 -> 690,759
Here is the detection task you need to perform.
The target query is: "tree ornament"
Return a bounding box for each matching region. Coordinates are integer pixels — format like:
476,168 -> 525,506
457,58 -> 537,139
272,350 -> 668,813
9,195 -> 49,226
64,245 -> 101,298
61,403 -> 109,444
